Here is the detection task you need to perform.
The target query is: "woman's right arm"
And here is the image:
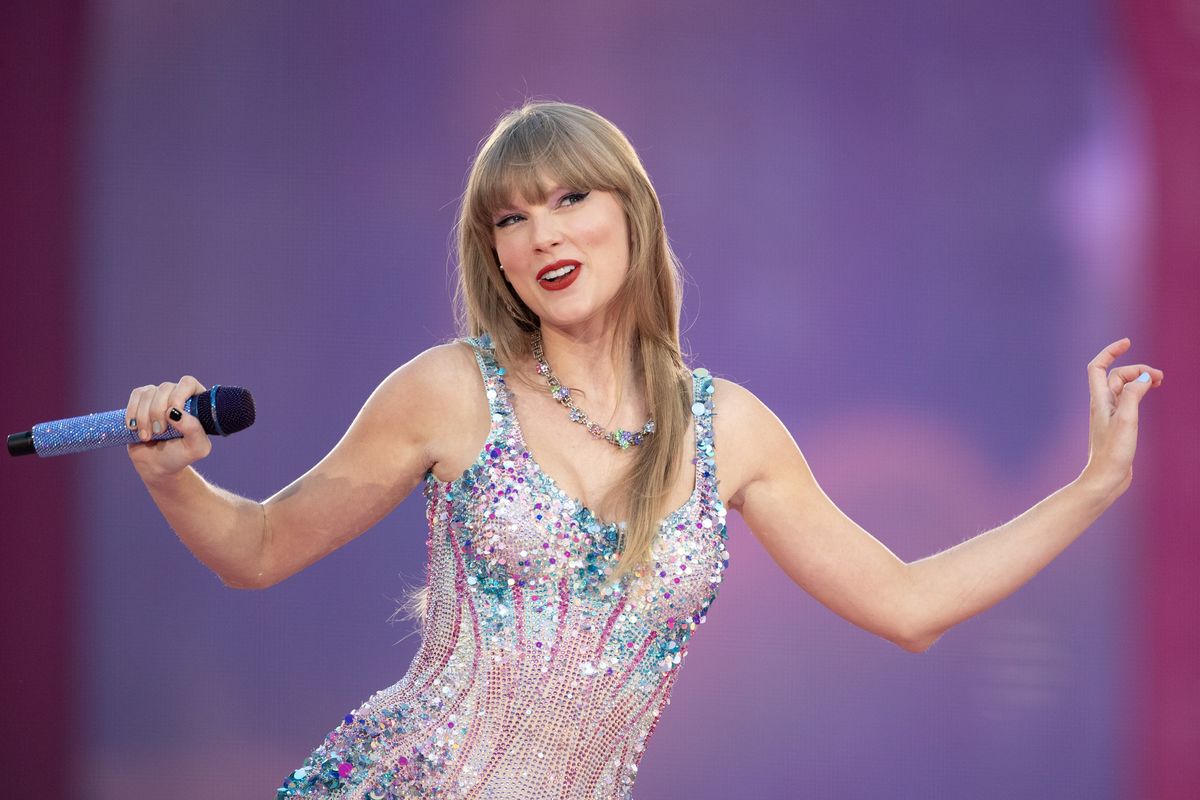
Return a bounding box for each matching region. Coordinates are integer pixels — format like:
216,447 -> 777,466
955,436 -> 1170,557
126,343 -> 481,589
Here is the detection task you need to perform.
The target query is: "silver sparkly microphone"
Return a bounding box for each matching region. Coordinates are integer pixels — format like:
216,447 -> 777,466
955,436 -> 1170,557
7,385 -> 256,457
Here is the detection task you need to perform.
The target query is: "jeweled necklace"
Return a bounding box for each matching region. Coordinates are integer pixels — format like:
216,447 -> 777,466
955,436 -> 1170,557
530,331 -> 655,449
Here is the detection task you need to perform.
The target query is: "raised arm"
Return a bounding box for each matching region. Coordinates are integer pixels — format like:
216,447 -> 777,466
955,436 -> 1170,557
127,342 -> 484,590
718,338 -> 1163,652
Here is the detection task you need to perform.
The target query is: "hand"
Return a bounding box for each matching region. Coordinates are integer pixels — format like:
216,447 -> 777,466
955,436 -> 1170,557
125,375 -> 214,482
1081,338 -> 1163,500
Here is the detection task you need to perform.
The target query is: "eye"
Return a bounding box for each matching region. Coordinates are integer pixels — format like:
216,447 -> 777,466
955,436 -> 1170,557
494,191 -> 588,227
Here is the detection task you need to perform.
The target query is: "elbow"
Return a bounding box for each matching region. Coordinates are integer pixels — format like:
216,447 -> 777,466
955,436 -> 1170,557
890,605 -> 943,653
219,575 -> 262,591
890,565 -> 942,653
894,630 -> 940,654
868,616 -> 939,653
886,619 -> 940,653
218,568 -> 275,591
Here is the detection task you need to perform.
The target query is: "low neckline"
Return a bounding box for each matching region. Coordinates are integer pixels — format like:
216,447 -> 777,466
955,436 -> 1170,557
433,441 -> 703,533
429,349 -> 708,532
503,387 -> 704,530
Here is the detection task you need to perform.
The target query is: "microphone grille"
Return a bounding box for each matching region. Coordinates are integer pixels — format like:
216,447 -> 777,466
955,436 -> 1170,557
196,386 -> 256,436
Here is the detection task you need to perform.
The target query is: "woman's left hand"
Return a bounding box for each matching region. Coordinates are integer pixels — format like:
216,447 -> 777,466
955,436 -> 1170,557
1081,337 -> 1163,500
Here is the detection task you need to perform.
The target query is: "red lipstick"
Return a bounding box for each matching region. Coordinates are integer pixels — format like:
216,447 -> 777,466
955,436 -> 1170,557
536,259 -> 581,291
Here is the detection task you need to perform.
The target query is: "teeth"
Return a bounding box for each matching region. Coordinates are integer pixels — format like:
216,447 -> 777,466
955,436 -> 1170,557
541,264 -> 577,281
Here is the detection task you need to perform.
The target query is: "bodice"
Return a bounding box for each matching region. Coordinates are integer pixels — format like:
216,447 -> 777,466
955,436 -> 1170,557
277,336 -> 729,799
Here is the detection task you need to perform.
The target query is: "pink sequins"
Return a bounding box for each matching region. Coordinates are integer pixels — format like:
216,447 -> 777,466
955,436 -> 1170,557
276,339 -> 729,800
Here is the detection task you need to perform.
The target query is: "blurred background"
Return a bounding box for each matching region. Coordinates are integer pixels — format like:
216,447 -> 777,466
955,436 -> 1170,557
3,2 -> 1197,798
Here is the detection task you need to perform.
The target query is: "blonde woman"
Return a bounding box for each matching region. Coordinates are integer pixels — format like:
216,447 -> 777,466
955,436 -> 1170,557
125,102 -> 1162,799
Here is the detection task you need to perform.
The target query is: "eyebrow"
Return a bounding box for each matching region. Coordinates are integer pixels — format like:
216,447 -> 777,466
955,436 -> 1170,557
492,184 -> 572,217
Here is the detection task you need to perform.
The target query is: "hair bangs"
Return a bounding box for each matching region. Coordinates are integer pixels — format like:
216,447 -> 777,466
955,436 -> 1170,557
470,111 -> 628,233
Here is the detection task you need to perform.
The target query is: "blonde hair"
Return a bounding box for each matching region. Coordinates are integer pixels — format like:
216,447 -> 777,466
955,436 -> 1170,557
456,101 -> 690,584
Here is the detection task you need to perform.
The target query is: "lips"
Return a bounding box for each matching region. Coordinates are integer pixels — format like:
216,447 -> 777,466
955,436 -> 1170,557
536,259 -> 581,291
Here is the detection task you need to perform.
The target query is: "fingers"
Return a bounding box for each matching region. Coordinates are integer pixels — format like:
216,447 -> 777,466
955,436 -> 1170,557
1087,338 -> 1168,411
149,375 -> 206,438
1116,367 -> 1158,421
1087,338 -> 1131,408
125,384 -> 154,440
1107,363 -> 1165,399
126,376 -> 207,442
133,385 -> 157,442
1110,363 -> 1164,384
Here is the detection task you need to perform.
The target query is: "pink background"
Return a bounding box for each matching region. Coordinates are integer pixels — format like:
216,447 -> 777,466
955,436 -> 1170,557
2,2 -> 1196,798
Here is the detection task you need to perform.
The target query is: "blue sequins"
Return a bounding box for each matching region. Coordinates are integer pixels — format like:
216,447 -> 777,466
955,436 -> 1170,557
278,336 -> 729,799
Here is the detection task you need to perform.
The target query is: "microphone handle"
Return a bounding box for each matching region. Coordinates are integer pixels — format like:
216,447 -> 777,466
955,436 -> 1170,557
11,395 -> 205,458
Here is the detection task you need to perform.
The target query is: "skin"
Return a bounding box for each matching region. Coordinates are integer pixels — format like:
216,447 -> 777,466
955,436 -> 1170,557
126,184 -> 1164,653
487,185 -> 687,516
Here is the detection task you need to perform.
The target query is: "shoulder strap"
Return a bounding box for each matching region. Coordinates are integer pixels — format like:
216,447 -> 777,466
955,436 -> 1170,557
689,367 -> 717,490
463,333 -> 512,426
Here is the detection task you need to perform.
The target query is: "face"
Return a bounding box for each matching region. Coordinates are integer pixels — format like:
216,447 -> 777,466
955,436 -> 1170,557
491,182 -> 629,333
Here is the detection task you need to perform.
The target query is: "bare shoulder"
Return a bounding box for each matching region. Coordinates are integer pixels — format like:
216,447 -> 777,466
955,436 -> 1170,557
294,339 -> 489,494
710,377 -> 760,416
336,340 -> 484,465
377,339 -> 482,402
709,377 -> 799,510
710,377 -> 782,437
366,340 -> 489,480
370,339 -> 485,427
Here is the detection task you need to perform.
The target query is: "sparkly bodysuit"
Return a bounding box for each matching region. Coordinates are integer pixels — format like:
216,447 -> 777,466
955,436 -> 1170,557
277,336 -> 730,799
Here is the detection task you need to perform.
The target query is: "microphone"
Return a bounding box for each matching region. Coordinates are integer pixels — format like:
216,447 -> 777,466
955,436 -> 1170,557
7,385 -> 256,458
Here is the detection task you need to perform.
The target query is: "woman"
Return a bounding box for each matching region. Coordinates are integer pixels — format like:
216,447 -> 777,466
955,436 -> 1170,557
125,102 -> 1162,799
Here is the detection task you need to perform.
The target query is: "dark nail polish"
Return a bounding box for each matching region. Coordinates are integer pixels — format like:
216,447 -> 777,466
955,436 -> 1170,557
169,407 -> 182,422
128,418 -> 138,429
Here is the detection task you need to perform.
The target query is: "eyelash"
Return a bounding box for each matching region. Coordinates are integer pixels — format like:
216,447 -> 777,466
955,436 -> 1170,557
494,191 -> 590,228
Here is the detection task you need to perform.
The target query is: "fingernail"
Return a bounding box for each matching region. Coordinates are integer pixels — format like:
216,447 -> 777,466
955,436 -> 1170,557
169,407 -> 182,422
128,418 -> 137,430
1137,372 -> 1150,383
152,421 -> 163,434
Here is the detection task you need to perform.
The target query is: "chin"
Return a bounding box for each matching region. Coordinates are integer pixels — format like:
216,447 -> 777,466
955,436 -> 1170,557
535,301 -> 605,327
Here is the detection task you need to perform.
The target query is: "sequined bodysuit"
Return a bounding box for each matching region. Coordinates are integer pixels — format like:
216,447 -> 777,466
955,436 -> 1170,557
277,336 -> 729,799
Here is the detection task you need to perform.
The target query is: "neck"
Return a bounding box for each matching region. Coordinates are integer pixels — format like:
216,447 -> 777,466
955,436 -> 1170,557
534,322 -> 641,417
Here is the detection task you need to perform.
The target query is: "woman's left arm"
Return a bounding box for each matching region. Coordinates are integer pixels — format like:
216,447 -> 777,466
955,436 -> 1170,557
721,338 -> 1162,653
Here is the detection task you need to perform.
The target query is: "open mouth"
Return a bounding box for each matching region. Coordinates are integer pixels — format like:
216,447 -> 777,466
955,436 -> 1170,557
540,264 -> 576,282
536,260 -> 581,290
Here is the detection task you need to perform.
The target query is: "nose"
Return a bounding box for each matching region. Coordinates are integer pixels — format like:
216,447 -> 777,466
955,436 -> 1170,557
529,210 -> 562,252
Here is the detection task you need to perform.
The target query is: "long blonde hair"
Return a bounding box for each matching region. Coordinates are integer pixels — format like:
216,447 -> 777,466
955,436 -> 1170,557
456,101 -> 690,584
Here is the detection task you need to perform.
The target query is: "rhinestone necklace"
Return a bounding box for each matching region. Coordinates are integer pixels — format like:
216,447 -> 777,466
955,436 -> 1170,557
530,331 -> 655,449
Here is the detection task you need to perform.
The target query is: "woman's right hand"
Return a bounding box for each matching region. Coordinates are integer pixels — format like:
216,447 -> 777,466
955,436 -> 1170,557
125,376 -> 214,482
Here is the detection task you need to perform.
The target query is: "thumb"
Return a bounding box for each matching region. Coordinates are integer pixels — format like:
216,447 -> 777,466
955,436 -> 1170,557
1116,371 -> 1154,419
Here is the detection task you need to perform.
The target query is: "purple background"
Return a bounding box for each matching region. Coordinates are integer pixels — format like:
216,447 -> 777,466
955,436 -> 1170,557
61,1 -> 1156,796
